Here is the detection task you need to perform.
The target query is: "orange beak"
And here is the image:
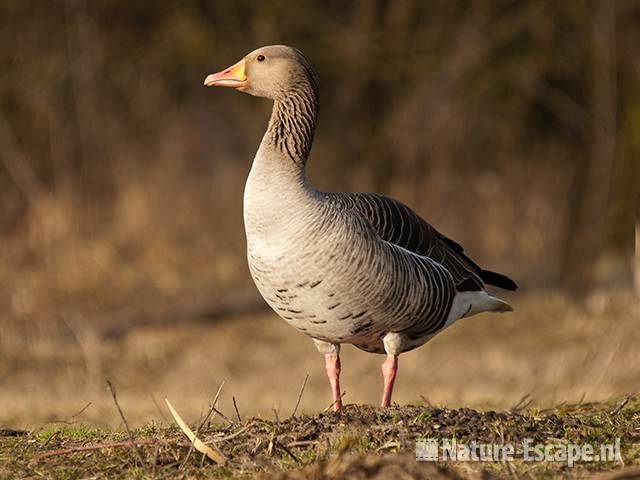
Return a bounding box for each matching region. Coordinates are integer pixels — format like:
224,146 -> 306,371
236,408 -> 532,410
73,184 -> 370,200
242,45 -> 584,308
204,59 -> 247,88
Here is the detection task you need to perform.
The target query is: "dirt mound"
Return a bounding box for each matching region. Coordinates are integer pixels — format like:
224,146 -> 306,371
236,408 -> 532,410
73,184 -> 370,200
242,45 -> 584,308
2,399 -> 638,479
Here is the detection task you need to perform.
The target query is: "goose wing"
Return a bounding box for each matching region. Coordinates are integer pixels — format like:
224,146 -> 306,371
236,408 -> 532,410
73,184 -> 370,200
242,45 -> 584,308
341,193 -> 517,292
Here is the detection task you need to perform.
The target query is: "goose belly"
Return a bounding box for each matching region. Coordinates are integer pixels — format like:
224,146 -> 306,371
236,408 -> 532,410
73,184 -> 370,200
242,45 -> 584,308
246,237 -> 455,349
247,241 -> 392,343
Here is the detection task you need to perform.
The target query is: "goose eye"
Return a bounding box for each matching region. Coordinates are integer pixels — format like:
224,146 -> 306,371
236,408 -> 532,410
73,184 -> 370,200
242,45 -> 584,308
257,54 -> 265,62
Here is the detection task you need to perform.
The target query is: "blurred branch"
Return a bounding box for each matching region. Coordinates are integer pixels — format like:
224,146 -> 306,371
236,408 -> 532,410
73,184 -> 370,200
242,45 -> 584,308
635,204 -> 639,296
64,0 -> 99,167
99,294 -> 268,341
0,111 -> 44,206
536,79 -> 592,139
564,0 -> 618,291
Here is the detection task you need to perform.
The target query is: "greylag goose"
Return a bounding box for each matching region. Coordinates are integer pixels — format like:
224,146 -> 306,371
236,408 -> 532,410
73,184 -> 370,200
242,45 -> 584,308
204,45 -> 517,411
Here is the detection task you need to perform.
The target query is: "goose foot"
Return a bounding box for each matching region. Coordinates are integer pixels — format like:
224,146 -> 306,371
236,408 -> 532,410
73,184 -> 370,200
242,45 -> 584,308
380,354 -> 398,408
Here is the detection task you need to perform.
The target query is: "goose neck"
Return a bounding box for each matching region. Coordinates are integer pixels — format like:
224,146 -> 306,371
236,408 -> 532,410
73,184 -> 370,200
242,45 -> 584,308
262,81 -> 319,168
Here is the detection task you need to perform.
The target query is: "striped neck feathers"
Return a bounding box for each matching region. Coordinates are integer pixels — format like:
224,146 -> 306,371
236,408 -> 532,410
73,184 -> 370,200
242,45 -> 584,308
263,75 -> 319,167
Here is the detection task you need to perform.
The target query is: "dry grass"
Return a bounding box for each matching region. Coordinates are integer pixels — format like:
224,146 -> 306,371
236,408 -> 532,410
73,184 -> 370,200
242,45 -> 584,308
0,284 -> 638,479
0,292 -> 638,428
1,400 -> 639,479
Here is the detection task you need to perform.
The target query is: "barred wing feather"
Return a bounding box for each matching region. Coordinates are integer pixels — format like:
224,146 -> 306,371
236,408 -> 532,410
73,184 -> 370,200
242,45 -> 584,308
341,193 -> 517,292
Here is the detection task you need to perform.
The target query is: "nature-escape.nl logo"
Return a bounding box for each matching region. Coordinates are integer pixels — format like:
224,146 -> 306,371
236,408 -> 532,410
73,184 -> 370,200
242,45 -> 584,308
416,438 -> 622,467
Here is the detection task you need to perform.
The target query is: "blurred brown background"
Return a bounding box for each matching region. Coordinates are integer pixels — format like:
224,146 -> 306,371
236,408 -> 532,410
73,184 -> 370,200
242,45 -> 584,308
0,0 -> 638,427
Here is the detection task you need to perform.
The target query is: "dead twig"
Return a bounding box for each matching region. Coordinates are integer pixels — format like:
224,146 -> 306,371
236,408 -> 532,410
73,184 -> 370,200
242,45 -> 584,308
232,396 -> 242,423
272,407 -> 281,423
49,402 -> 93,425
296,391 -> 347,433
71,402 -> 93,420
181,381 -> 225,468
216,422 -> 254,442
106,380 -> 145,468
610,394 -> 636,415
251,437 -> 263,455
323,391 -> 347,412
151,444 -> 159,477
267,431 -> 276,456
151,394 -> 169,422
290,373 -> 309,419
277,442 -> 300,463
376,440 -> 400,452
211,406 -> 236,425
35,440 -> 154,460
509,393 -> 533,413
287,440 -> 316,448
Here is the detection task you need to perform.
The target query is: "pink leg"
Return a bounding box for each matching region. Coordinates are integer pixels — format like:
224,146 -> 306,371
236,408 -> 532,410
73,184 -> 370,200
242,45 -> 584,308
380,354 -> 398,408
324,353 -> 343,412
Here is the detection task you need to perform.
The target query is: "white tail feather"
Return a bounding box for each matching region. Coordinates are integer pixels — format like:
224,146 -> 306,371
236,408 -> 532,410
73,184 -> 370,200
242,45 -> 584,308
485,296 -> 513,313
446,291 -> 514,326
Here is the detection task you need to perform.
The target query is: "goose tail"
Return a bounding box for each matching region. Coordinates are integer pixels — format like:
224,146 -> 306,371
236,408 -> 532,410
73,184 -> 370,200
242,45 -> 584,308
452,291 -> 514,321
466,293 -> 513,316
486,296 -> 513,313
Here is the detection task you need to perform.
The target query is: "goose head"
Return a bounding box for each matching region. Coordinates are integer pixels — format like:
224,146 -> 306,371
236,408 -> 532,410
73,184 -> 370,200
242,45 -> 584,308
204,45 -> 317,100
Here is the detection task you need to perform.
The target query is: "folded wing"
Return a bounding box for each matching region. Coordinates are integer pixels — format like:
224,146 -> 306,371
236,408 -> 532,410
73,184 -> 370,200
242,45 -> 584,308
340,193 -> 517,292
